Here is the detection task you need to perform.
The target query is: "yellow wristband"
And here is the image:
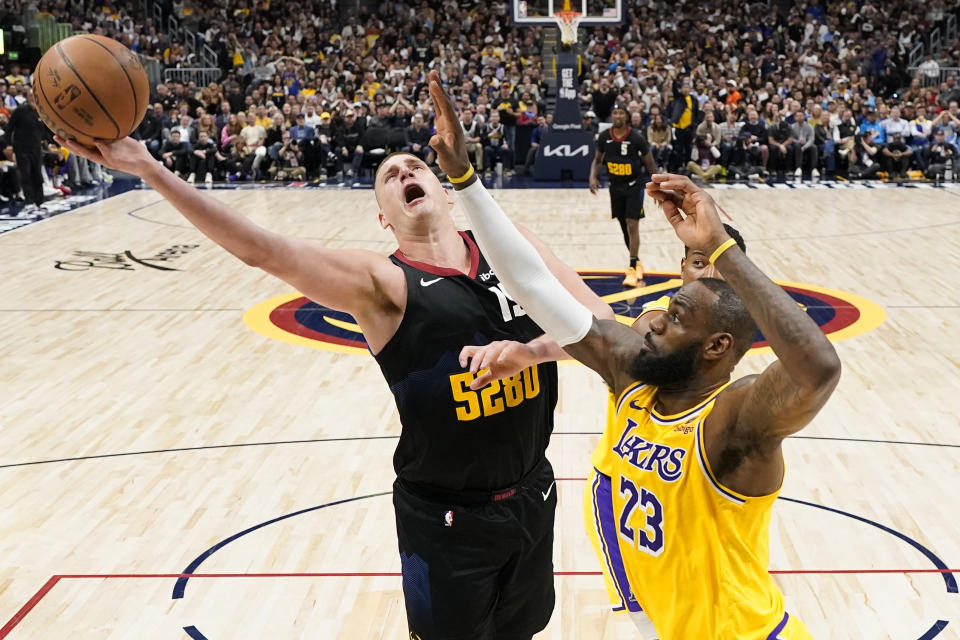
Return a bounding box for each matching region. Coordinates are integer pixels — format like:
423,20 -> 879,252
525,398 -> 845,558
448,165 -> 475,184
708,238 -> 738,265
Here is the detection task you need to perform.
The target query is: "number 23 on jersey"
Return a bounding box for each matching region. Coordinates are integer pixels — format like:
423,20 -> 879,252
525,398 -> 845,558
619,477 -> 665,556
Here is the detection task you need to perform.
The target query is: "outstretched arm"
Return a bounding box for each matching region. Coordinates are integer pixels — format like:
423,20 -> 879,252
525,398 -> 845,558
517,222 -> 613,321
427,71 -> 636,392
56,136 -> 404,344
461,222 -> 615,388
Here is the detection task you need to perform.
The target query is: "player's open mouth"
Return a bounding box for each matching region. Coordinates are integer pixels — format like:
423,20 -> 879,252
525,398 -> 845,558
404,183 -> 426,205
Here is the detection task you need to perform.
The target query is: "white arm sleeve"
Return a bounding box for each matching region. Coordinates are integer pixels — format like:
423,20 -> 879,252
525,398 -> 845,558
456,180 -> 594,347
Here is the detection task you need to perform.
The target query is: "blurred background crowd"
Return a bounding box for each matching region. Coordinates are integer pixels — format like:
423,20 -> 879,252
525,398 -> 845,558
2,0 -> 960,196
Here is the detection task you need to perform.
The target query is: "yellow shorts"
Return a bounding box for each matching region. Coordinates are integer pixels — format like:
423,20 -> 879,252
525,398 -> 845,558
583,467 -> 643,613
583,468 -> 815,639
765,611 -> 815,639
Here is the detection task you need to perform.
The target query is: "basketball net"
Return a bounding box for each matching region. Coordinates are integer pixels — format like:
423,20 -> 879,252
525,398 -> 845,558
555,6 -> 582,46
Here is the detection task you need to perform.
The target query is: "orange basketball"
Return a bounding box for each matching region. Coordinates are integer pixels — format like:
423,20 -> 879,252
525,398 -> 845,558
33,34 -> 150,146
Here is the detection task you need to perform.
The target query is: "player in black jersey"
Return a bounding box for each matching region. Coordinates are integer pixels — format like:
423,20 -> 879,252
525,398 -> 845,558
589,103 -> 658,288
58,120 -> 611,640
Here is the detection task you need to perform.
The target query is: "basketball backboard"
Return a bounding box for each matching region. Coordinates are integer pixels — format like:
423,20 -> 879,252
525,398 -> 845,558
512,0 -> 621,25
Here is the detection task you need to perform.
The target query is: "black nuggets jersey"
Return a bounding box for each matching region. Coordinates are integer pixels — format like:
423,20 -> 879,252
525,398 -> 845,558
374,231 -> 559,494
598,127 -> 650,184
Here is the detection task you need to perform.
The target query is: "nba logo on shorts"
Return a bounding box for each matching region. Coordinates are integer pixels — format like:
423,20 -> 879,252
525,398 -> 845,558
444,510 -> 454,527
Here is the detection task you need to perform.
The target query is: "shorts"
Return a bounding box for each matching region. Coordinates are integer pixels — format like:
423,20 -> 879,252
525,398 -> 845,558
583,468 -> 644,613
584,469 -> 815,639
609,178 -> 646,220
394,459 -> 557,640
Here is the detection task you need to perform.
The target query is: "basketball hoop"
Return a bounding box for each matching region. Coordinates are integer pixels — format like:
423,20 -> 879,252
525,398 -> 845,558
554,10 -> 582,46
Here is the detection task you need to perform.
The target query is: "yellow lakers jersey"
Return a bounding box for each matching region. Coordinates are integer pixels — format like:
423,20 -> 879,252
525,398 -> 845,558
595,294 -> 672,476
600,381 -> 813,639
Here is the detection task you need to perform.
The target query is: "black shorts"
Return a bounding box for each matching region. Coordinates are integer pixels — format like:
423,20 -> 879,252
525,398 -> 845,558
609,178 -> 646,220
394,459 -> 557,640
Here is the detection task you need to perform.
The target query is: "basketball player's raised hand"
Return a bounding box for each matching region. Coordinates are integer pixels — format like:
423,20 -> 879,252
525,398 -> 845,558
646,174 -> 729,254
55,136 -> 156,177
426,70 -> 472,181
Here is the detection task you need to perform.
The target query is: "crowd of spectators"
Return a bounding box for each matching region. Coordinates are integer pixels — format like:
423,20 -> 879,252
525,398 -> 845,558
570,0 -> 960,181
1,80 -> 97,213
4,0 -> 960,199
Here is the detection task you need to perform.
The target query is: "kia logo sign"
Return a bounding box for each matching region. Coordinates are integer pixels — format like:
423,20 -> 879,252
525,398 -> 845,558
543,144 -> 590,157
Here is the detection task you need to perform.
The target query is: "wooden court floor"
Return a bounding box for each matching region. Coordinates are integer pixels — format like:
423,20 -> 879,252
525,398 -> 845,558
1,185 -> 958,639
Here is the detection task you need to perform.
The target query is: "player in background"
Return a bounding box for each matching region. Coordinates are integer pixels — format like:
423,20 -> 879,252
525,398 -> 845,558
590,103 -> 658,288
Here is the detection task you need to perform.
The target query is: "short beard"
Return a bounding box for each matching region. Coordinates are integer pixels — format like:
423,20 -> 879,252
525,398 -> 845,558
627,338 -> 701,388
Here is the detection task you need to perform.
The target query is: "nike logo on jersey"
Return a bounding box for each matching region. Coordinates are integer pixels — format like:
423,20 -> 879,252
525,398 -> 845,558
541,481 -> 555,501
420,277 -> 442,287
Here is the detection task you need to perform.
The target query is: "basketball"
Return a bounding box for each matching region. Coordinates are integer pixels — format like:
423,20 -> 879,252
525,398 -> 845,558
32,34 -> 150,146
